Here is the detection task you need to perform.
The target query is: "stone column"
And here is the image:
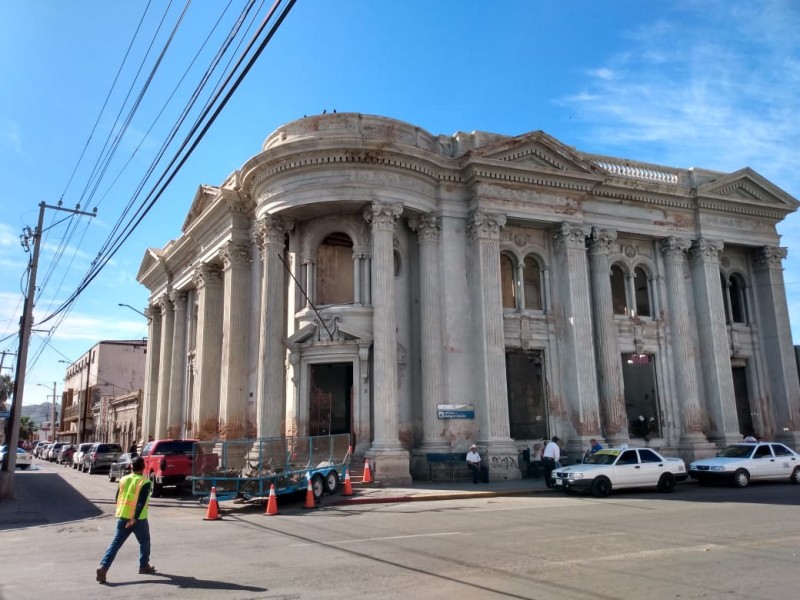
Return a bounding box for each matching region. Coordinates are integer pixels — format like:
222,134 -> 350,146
660,237 -> 711,456
588,228 -> 629,444
751,246 -> 800,446
141,305 -> 161,443
155,295 -> 174,439
553,222 -> 601,452
467,210 -> 520,479
409,213 -> 447,451
364,202 -> 411,484
167,291 -> 188,438
689,239 -> 739,445
254,216 -> 292,438
191,264 -> 224,440
303,256 -> 314,309
219,241 -> 251,439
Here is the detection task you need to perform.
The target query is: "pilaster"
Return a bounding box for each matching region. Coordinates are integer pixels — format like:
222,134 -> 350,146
191,264 -> 224,440
155,294 -> 174,439
141,305 -> 161,443
167,291 -> 188,438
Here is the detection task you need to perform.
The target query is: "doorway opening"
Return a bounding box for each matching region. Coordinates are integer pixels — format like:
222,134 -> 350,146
622,354 -> 660,439
505,349 -> 548,439
309,363 -> 353,439
732,365 -> 754,436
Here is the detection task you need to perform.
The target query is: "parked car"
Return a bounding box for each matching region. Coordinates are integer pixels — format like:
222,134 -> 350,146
31,441 -> 46,458
73,443 -> 94,470
108,453 -> 135,482
141,439 -> 213,496
57,445 -> 75,465
37,443 -> 52,459
48,442 -> 69,462
0,445 -> 32,470
689,442 -> 800,487
553,446 -> 688,497
81,443 -> 123,474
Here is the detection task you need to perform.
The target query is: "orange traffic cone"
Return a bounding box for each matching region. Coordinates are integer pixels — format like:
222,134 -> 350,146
264,483 -> 278,516
304,474 -> 316,509
342,467 -> 354,496
203,487 -> 220,521
362,458 -> 373,484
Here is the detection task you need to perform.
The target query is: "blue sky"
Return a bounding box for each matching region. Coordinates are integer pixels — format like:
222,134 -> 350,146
1,0 -> 799,406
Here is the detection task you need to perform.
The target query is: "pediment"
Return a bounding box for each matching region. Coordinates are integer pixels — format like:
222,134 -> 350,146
287,315 -> 373,345
136,247 -> 165,282
697,168 -> 799,210
182,185 -> 220,232
469,130 -> 600,174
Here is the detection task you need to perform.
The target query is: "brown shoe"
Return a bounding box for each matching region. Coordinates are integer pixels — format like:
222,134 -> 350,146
138,564 -> 156,574
96,567 -> 107,584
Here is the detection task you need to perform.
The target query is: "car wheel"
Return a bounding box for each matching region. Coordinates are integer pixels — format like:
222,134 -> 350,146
150,473 -> 162,497
657,473 -> 676,493
109,471 -> 116,483
19,464 -> 29,470
87,463 -> 94,475
311,475 -> 325,501
733,469 -> 750,488
591,476 -> 612,497
324,471 -> 339,494
790,467 -> 800,485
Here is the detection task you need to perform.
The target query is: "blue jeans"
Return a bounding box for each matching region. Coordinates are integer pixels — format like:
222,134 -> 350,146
100,518 -> 151,570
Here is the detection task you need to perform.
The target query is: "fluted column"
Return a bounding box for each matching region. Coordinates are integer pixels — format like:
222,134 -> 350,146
660,237 -> 705,442
409,213 -> 447,450
752,246 -> 800,444
588,228 -> 628,442
690,239 -> 739,444
365,202 -> 403,450
191,264 -> 224,440
141,305 -> 162,442
553,222 -> 601,439
167,291 -> 188,438
219,241 -> 251,439
254,216 -> 292,438
155,295 -> 174,439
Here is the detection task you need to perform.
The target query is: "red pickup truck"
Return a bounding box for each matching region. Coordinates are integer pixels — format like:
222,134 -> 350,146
140,439 -> 218,496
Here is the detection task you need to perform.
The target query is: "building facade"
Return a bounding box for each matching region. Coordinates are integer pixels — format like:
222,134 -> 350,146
137,113 -> 800,484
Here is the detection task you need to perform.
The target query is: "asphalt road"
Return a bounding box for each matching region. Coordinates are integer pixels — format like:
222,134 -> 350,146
2,459 -> 799,600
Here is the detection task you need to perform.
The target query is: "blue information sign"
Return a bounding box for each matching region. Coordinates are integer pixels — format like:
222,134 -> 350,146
437,404 -> 475,419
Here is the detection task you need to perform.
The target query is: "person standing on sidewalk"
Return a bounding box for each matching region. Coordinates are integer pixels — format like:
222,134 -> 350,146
541,436 -> 561,488
96,456 -> 156,584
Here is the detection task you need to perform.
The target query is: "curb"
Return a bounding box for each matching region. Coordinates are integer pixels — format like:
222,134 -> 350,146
329,487 -> 551,506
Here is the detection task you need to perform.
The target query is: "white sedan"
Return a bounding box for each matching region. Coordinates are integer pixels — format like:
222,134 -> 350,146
689,442 -> 800,487
0,445 -> 32,470
553,446 -> 688,497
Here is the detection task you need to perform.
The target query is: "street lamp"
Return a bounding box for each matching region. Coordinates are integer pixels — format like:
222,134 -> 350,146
118,303 -> 147,319
36,382 -> 58,441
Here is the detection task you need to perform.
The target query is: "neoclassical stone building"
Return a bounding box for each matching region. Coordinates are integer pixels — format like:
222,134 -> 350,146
137,113 -> 800,484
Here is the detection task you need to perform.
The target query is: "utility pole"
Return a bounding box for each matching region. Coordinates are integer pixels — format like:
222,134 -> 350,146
0,201 -> 95,499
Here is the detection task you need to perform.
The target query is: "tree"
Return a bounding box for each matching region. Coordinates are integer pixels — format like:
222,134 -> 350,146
19,416 -> 35,441
0,374 -> 12,406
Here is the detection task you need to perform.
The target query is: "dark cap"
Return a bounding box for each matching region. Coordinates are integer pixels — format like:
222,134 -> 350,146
552,436 -> 560,442
131,456 -> 145,472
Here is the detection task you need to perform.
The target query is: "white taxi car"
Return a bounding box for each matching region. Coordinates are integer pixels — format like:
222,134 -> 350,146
688,442 -> 800,487
0,445 -> 32,470
553,446 -> 687,497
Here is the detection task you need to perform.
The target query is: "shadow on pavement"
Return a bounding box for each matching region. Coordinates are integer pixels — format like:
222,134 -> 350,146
0,470 -> 102,530
104,572 -> 268,592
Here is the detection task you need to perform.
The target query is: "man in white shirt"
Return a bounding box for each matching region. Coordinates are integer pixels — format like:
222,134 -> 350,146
542,436 -> 561,488
465,444 -> 489,484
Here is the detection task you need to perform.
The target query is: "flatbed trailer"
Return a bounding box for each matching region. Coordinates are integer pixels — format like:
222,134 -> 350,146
190,433 -> 351,503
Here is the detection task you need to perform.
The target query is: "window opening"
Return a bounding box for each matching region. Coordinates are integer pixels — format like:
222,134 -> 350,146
610,265 -> 627,315
729,275 -> 746,324
633,267 -> 650,317
317,233 -> 354,305
523,256 -> 542,310
500,254 -> 516,309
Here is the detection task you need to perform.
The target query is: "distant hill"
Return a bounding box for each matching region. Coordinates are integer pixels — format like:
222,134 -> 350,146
22,402 -> 61,426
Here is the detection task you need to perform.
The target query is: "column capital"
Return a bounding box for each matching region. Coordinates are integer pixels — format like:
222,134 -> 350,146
408,213 -> 441,243
156,293 -> 173,313
169,290 -> 188,308
553,222 -> 590,252
466,210 -> 506,241
192,263 -> 223,289
588,227 -> 617,254
220,240 -> 251,270
689,238 -> 724,263
659,236 -> 691,262
364,201 -> 403,231
752,245 -> 788,271
253,215 -> 293,252
145,305 -> 159,320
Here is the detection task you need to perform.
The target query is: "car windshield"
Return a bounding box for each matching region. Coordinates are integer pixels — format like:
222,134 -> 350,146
718,445 -> 754,458
585,452 -> 618,465
157,441 -> 196,455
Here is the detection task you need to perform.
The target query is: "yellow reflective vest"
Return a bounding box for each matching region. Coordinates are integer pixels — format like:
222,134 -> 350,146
115,473 -> 150,520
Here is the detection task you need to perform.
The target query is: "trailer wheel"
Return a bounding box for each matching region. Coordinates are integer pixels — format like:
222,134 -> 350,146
312,475 -> 325,501
324,471 -> 339,494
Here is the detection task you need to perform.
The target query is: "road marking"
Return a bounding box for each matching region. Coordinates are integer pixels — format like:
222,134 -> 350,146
291,531 -> 462,547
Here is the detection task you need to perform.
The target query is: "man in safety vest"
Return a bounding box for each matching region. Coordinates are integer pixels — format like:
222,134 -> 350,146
96,456 -> 156,584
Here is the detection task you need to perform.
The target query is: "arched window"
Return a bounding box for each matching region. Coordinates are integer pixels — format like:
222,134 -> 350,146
523,256 -> 542,310
729,274 -> 747,324
500,253 -> 517,309
317,232 -> 354,305
610,264 -> 627,315
633,266 -> 651,317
